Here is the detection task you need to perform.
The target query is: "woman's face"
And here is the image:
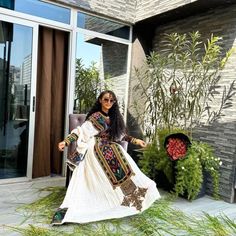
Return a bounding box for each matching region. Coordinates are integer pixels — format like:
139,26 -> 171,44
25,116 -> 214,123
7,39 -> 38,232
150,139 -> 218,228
99,92 -> 115,112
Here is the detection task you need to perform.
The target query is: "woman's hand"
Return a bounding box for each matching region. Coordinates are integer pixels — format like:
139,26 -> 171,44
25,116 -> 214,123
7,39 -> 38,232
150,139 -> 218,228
136,139 -> 147,148
58,141 -> 66,151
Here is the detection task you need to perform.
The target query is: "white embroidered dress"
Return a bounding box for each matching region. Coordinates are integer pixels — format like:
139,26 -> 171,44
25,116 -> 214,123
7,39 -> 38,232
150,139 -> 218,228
52,112 -> 160,225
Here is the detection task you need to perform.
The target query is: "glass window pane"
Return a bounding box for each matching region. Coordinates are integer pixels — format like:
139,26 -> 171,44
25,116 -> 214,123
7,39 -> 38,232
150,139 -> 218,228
102,39 -> 128,115
77,12 -> 130,40
74,32 -> 128,115
0,0 -> 70,24
0,21 -> 32,178
74,33 -> 102,113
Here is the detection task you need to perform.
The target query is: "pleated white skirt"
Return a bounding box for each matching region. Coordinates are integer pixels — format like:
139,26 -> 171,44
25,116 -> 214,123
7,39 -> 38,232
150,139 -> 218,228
58,144 -> 160,224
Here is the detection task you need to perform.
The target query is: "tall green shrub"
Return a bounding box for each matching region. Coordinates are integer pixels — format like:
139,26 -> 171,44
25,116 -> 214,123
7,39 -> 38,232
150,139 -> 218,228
133,31 -> 235,141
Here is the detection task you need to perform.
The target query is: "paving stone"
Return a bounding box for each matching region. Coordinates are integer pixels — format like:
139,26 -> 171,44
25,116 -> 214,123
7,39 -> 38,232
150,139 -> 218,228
1,177 -> 236,236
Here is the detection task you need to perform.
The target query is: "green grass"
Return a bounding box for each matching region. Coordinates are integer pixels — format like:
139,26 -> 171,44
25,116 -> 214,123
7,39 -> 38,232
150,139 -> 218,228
16,186 -> 66,224
4,187 -> 236,236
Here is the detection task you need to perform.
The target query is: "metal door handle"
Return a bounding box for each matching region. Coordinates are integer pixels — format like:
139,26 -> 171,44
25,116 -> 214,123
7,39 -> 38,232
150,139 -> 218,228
32,96 -> 35,112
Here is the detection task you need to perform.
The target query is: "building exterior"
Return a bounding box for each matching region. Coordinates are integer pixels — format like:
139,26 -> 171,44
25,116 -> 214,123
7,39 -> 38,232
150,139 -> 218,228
0,0 -> 236,202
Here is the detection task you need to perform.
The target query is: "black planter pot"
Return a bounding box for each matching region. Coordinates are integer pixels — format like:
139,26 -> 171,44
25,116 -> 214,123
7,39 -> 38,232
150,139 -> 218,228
196,173 -> 207,199
155,170 -> 175,191
155,163 -> 207,200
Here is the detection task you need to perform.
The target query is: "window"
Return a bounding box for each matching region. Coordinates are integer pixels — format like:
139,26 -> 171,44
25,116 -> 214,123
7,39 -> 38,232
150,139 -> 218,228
0,0 -> 70,24
77,12 -> 130,40
74,33 -> 128,115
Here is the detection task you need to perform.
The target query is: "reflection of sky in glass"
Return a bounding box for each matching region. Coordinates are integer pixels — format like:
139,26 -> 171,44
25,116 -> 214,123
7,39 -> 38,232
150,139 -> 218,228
14,0 -> 70,24
76,34 -> 101,68
77,13 -> 85,28
0,23 -> 32,68
11,25 -> 32,67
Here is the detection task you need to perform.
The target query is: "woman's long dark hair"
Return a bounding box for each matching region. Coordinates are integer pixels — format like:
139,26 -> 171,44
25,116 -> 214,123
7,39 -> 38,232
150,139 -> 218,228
86,90 -> 126,139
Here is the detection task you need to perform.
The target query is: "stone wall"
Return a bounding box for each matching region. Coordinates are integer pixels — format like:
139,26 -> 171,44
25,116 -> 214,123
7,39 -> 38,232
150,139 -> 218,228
54,0 -> 201,24
135,0 -> 198,22
150,4 -> 236,202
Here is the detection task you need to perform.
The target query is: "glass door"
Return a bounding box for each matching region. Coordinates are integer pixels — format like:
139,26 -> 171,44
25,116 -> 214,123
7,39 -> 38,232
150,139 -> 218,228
0,16 -> 37,179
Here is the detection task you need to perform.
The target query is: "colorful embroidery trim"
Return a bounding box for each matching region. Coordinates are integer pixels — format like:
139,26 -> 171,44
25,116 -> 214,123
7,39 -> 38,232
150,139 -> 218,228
121,179 -> 148,211
94,142 -> 134,188
64,133 -> 78,146
88,112 -> 108,132
51,208 -> 68,225
90,111 -> 147,211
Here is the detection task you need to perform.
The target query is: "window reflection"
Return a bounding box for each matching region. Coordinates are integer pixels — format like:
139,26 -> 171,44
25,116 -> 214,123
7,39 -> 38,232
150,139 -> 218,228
74,33 -> 128,115
0,0 -> 70,24
101,39 -> 128,114
0,21 -> 32,178
77,12 -> 130,40
74,33 -> 102,113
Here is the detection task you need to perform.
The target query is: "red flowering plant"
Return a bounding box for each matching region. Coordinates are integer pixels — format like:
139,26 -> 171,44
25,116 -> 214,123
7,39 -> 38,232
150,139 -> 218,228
139,128 -> 189,192
166,139 -> 186,160
163,132 -> 221,200
164,133 -> 191,161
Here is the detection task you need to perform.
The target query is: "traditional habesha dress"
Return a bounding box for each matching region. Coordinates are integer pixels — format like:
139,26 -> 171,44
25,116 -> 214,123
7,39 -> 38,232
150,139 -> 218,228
51,111 -> 160,225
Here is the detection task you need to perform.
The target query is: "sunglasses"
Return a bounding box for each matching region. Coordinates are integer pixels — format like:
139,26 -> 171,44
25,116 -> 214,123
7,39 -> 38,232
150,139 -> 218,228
102,98 -> 115,104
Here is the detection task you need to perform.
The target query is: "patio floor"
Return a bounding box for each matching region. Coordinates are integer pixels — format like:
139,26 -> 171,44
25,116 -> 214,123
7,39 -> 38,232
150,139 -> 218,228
0,176 -> 235,235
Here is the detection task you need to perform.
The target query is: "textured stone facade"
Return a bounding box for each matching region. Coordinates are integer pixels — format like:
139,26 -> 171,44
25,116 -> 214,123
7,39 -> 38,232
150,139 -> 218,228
53,0 -> 201,23
135,0 -> 198,22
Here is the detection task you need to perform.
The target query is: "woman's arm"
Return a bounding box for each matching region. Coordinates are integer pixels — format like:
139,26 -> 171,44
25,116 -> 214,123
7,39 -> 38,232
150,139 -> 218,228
58,132 -> 78,151
58,141 -> 66,151
58,117 -> 100,152
122,134 -> 147,148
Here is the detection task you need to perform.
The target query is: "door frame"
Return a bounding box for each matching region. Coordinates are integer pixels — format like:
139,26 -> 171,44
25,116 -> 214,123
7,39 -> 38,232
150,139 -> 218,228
0,14 -> 38,183
0,9 -> 74,181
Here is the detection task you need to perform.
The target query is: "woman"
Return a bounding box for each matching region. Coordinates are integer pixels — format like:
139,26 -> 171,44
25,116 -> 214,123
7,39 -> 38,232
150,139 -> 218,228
52,90 -> 160,225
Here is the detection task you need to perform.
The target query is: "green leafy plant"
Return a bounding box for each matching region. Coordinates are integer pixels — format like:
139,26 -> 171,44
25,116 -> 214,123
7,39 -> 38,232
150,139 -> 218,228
140,128 -> 188,190
175,141 -> 221,200
74,58 -> 103,113
195,141 -> 221,198
174,141 -> 222,200
174,144 -> 203,201
74,58 -> 112,114
133,31 -> 235,141
140,130 -> 221,200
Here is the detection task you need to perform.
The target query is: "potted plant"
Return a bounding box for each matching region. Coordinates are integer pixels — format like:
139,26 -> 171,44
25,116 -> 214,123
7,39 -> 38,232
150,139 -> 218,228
134,31 -> 235,199
139,129 -> 222,200
174,141 -> 222,200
